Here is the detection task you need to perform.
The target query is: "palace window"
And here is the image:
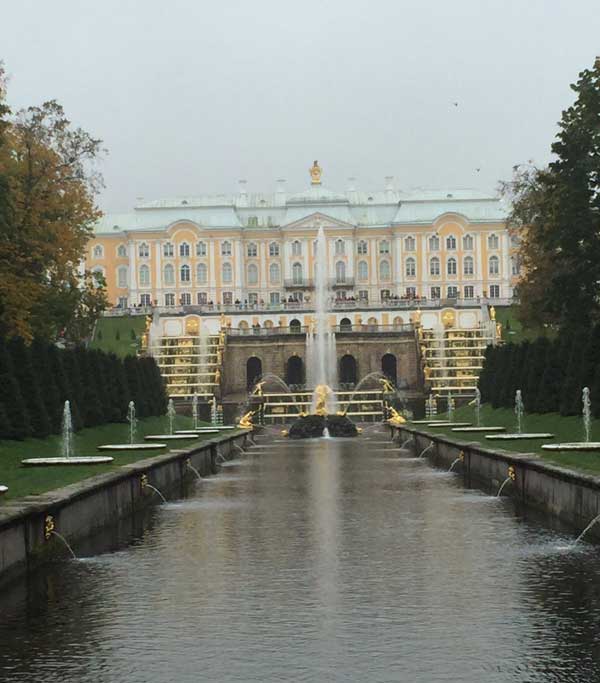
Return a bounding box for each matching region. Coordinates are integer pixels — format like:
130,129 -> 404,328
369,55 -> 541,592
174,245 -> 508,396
429,257 -> 440,276
380,290 -> 391,301
117,244 -> 127,258
138,243 -> 149,258
489,255 -> 500,275
139,264 -> 150,286
248,293 -> 258,305
196,263 -> 207,284
511,256 -> 521,276
464,285 -> 475,299
140,294 -> 151,306
117,266 -> 128,288
430,286 -> 441,299
247,216 -> 259,227
180,264 -> 191,282
197,292 -> 207,304
163,242 -> 174,257
269,262 -> 280,284
164,293 -> 175,306
222,262 -> 233,283
404,236 -> 416,251
269,242 -> 280,257
292,262 -> 303,285
335,239 -> 345,255
379,240 -> 390,255
510,234 -> 521,247
406,287 -> 416,298
222,291 -> 233,305
335,261 -> 346,284
92,244 -> 104,259
488,234 -> 499,250
358,290 -> 368,301
446,235 -> 457,250
196,241 -> 207,257
180,292 -> 191,306
464,255 -> 474,275
91,267 -> 105,287
164,263 -> 175,285
357,240 -> 368,255
247,242 -> 258,257
429,235 -> 440,251
447,257 -> 457,276
117,296 -> 128,308
270,292 -> 280,305
463,234 -> 474,250
447,286 -> 459,298
405,257 -> 416,278
221,241 -> 232,256
380,259 -> 391,281
179,242 -> 190,257
489,284 -> 500,298
292,240 -> 302,256
247,263 -> 259,285
357,260 -> 368,281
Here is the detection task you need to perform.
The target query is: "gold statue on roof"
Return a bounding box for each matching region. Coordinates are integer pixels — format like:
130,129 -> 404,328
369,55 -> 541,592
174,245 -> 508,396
309,160 -> 322,185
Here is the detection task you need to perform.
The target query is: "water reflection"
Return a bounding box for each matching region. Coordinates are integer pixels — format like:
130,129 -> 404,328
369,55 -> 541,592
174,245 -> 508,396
1,433 -> 600,681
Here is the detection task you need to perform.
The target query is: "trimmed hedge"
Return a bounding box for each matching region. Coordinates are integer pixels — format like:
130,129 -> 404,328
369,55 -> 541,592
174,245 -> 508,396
478,329 -> 600,417
0,337 -> 167,440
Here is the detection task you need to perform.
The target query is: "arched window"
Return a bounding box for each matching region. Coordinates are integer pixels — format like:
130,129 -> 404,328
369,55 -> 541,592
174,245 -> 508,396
463,234 -> 474,250
196,263 -> 207,284
269,262 -> 280,284
247,242 -> 258,257
117,266 -> 128,288
92,244 -> 104,258
139,264 -> 150,286
404,236 -> 416,251
180,293 -> 191,305
335,239 -> 345,255
339,318 -> 352,332
488,234 -> 499,250
196,241 -> 207,257
292,262 -> 303,284
489,255 -> 500,275
357,260 -> 369,281
429,257 -> 440,276
289,320 -> 302,334
163,242 -> 174,257
221,241 -> 232,256
339,354 -> 357,384
429,235 -> 440,251
447,257 -> 457,276
246,357 -> 262,390
91,266 -> 105,287
357,240 -> 368,255
179,242 -> 190,257
180,264 -> 190,282
405,257 -> 416,277
138,243 -> 149,258
247,263 -> 258,285
380,259 -> 391,280
117,244 -> 127,258
335,260 -> 346,284
464,256 -> 474,275
511,256 -> 521,276
446,235 -> 457,250
292,240 -> 302,256
164,263 -> 175,285
269,242 -> 280,257
381,353 -> 397,385
379,240 -> 390,254
222,262 -> 232,283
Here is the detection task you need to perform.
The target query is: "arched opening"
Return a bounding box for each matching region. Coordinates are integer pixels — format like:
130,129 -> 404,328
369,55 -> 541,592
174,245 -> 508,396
289,318 -> 302,333
286,356 -> 304,386
393,316 -> 404,328
381,353 -> 397,386
238,320 -> 249,330
263,319 -> 273,328
339,354 -> 357,385
246,357 -> 262,390
340,317 -> 352,332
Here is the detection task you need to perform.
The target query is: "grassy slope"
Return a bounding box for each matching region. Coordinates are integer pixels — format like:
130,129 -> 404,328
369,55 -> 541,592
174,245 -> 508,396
0,415 -> 232,502
90,315 -> 146,357
495,305 -> 549,343
420,404 -> 600,475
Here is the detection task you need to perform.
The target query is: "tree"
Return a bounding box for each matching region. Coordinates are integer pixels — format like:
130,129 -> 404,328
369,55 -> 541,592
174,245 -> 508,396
501,57 -> 600,330
523,337 -> 551,412
0,337 -> 30,439
535,337 -> 567,413
30,338 -> 62,433
560,330 -> 586,416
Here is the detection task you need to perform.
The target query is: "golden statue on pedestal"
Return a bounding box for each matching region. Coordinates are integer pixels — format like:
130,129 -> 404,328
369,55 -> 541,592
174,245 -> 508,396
489,305 -> 496,321
380,378 -> 395,393
309,160 -> 322,185
387,407 -> 406,426
314,384 -> 332,416
238,410 -> 255,429
252,381 -> 265,396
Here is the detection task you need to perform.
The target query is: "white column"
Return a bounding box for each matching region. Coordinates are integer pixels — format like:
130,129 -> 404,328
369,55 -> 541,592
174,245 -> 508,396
129,240 -> 138,304
208,240 -> 216,302
394,234 -> 402,293
346,237 -> 354,279
236,240 -> 244,299
283,239 -> 291,281
371,239 -> 378,296
155,240 -> 162,304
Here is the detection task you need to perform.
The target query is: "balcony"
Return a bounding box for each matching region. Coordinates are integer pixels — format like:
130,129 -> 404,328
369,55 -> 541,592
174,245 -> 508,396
284,278 -> 314,289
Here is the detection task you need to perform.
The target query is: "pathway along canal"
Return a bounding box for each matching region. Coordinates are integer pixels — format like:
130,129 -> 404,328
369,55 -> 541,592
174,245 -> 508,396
2,428 -> 600,681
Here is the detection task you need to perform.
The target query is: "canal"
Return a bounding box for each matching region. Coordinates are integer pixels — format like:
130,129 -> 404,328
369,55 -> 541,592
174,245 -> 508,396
1,429 -> 600,682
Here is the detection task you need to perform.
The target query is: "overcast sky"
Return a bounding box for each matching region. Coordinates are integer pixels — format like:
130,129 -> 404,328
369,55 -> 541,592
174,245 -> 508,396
2,0 -> 599,213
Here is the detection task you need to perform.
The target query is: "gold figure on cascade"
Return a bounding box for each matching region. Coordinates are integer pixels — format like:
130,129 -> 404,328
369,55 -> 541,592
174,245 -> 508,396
252,381 -> 266,396
387,406 -> 406,426
238,410 -> 256,429
380,377 -> 395,393
314,384 -> 332,416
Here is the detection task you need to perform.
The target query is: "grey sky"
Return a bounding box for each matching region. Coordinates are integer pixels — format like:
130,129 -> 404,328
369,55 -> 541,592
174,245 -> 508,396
2,0 -> 599,212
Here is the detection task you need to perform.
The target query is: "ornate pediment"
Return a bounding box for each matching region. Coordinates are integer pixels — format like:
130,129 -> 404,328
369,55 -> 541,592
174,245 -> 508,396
281,212 -> 355,232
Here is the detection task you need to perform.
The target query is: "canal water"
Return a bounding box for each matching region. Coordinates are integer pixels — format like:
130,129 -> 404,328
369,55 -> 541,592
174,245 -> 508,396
1,429 -> 600,682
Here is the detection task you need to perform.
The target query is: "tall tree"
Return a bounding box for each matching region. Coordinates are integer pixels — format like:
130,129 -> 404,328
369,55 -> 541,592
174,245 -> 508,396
502,58 -> 600,330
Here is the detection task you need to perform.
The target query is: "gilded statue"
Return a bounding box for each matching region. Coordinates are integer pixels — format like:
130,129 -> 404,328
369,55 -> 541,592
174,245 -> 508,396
489,305 -> 496,321
252,381 -> 265,396
314,384 -> 331,416
380,378 -> 395,393
238,410 -> 255,429
309,160 -> 322,185
387,407 -> 406,426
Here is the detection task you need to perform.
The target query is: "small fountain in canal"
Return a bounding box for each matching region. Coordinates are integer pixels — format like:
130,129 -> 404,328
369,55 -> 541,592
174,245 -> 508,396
451,387 -> 506,434
99,400 -> 167,451
192,393 -> 199,430
496,465 -> 516,497
542,386 -> 600,452
486,388 -> 554,442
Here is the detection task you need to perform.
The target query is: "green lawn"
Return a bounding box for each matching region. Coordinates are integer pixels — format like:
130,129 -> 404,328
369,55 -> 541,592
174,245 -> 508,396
90,315 -> 147,357
418,403 -> 600,475
495,305 -> 549,343
0,415 -> 232,502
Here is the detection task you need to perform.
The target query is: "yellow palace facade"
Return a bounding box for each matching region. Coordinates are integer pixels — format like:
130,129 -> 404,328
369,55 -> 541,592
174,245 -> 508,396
87,164 -> 517,315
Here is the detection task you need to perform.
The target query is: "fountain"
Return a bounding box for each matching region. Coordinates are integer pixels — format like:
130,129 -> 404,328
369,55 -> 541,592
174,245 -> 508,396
146,400 -> 202,441
496,466 -> 516,497
542,386 -> 600,451
141,475 -> 167,503
451,388 -> 506,434
487,389 -> 554,441
192,394 -> 199,430
23,401 -> 115,466
448,451 -> 464,472
99,400 -> 167,451
419,441 -> 435,459
570,512 -> 600,546
44,515 -> 77,559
